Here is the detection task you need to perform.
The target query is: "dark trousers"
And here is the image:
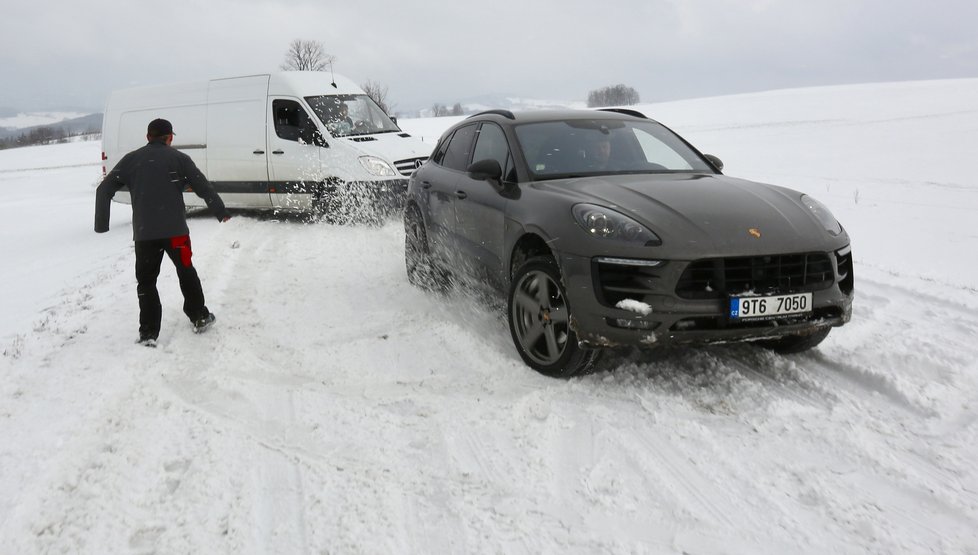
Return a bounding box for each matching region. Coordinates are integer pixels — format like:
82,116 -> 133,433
134,235 -> 209,338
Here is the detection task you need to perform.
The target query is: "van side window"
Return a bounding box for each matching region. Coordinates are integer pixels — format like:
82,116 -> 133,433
441,124 -> 478,172
273,99 -> 319,144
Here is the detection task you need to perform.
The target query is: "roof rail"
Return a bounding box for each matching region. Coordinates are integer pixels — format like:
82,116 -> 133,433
596,108 -> 648,119
468,109 -> 516,120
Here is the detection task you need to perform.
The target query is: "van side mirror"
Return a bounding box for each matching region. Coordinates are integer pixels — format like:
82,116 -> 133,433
312,130 -> 329,148
299,124 -> 328,148
467,159 -> 503,182
704,154 -> 723,172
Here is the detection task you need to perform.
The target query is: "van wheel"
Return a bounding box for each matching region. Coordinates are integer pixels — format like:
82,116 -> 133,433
312,180 -> 352,224
508,256 -> 600,377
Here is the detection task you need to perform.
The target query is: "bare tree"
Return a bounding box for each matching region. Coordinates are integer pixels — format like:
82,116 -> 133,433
451,103 -> 464,116
431,103 -> 449,117
361,79 -> 391,114
280,39 -> 336,71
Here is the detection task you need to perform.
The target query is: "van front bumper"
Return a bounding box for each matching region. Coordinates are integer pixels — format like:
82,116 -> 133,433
323,178 -> 409,218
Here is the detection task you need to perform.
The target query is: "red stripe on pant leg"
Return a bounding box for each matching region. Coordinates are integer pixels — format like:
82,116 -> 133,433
170,235 -> 193,267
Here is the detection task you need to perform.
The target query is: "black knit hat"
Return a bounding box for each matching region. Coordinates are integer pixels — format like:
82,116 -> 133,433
147,118 -> 174,137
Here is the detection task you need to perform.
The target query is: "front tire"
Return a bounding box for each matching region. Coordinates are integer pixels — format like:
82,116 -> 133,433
508,256 -> 599,377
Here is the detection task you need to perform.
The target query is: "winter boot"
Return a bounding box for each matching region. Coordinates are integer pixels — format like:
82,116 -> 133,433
193,313 -> 216,334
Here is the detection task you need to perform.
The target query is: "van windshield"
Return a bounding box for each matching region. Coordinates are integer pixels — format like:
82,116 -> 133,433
305,94 -> 400,137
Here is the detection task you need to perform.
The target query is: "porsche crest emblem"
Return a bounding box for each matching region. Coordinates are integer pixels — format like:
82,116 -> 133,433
748,228 -> 762,238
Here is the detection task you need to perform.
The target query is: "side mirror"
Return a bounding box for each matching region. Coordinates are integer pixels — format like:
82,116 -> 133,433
299,124 -> 329,148
704,154 -> 723,172
467,159 -> 503,182
312,130 -> 329,148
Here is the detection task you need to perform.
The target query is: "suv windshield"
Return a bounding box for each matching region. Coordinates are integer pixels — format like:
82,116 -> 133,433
515,119 -> 715,179
305,94 -> 400,138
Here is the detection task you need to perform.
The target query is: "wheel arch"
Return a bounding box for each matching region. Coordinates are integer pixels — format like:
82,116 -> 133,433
509,232 -> 557,281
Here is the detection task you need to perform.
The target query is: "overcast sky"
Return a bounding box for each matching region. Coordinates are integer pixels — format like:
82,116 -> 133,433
2,0 -> 976,114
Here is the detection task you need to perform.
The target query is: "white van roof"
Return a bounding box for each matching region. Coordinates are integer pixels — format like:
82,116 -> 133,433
107,71 -> 367,110
266,71 -> 365,97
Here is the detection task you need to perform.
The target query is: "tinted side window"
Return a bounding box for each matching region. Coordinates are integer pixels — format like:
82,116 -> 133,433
431,132 -> 453,165
273,99 -> 318,144
472,123 -> 510,168
441,124 -> 478,171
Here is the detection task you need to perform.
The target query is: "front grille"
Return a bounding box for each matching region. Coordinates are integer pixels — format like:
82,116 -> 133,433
394,157 -> 428,176
676,253 -> 834,299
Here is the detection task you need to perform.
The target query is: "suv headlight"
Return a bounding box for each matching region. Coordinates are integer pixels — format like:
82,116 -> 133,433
572,204 -> 662,246
358,156 -> 396,177
801,194 -> 842,235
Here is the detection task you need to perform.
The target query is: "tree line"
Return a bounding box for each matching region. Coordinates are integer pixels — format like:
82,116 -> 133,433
0,126 -> 100,150
586,84 -> 641,108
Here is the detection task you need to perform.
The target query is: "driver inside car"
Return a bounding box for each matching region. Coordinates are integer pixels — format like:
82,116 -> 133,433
582,134 -> 613,171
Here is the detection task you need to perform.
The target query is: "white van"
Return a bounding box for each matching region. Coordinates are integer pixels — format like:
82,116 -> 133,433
100,71 -> 431,218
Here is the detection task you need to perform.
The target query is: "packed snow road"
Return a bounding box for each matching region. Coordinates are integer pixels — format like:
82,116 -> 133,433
2,212 -> 976,554
2,79 -> 978,553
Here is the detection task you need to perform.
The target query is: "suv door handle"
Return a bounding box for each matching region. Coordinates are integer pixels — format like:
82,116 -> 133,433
455,191 -> 468,199
272,150 -> 285,155
421,181 -> 432,189
253,149 -> 265,155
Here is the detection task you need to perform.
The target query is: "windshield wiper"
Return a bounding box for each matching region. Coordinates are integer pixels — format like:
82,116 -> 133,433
533,173 -> 594,181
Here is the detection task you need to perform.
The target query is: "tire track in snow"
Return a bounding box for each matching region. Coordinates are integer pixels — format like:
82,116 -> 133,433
440,422 -> 540,553
161,222 -> 320,554
799,352 -> 939,417
722,354 -> 837,410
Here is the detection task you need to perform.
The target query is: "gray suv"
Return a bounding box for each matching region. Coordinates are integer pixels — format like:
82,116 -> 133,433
404,109 -> 853,377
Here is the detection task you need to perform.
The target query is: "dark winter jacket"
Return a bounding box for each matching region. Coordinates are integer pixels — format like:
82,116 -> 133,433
94,139 -> 229,241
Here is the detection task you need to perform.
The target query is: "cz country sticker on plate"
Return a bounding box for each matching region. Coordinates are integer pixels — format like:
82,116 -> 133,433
729,292 -> 813,320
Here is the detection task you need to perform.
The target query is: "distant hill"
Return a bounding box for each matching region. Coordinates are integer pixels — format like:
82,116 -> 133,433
0,113 -> 102,141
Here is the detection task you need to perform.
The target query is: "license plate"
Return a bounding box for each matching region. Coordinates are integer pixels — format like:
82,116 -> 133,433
729,292 -> 812,320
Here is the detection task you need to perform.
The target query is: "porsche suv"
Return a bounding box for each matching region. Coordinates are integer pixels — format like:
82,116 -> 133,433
404,109 -> 853,377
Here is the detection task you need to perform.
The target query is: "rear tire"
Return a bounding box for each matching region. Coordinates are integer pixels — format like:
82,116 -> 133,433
759,327 -> 831,354
508,256 -> 600,377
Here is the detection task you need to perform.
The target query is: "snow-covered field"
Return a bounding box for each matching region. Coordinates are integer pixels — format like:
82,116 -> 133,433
1,79 -> 976,554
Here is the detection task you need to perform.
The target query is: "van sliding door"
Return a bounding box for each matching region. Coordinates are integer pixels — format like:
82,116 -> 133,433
206,76 -> 272,208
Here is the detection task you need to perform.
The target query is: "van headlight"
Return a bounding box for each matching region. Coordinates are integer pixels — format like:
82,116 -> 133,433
801,194 -> 842,235
572,204 -> 662,246
358,156 -> 396,177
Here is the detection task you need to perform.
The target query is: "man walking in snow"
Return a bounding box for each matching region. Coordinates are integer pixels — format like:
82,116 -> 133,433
94,118 -> 230,347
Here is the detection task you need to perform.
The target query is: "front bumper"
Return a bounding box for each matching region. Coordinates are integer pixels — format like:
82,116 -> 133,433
560,248 -> 854,349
